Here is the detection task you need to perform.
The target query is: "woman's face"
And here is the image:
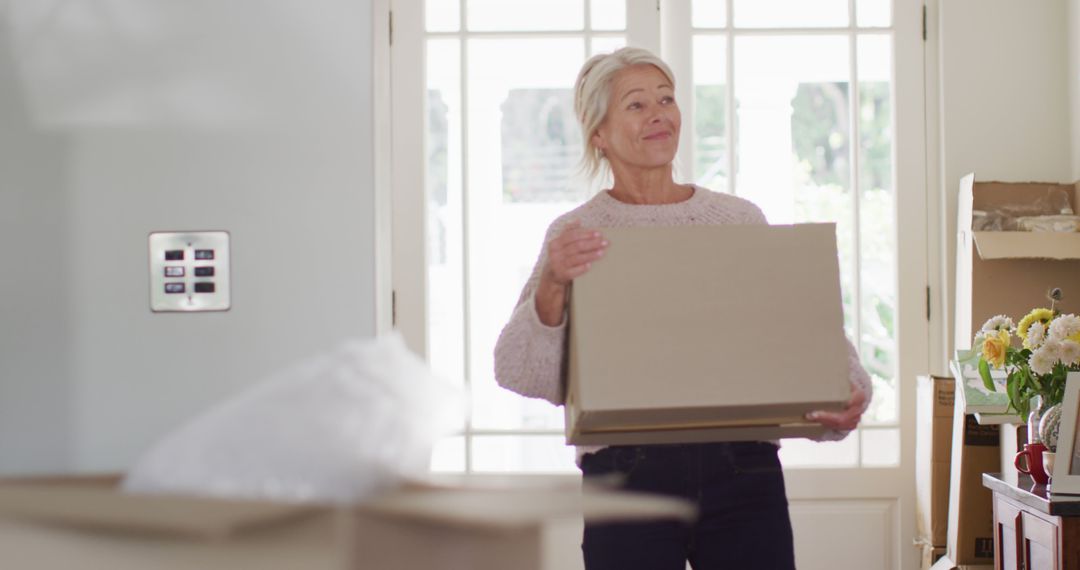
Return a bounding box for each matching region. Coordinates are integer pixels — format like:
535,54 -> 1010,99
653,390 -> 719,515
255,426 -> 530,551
592,64 -> 680,172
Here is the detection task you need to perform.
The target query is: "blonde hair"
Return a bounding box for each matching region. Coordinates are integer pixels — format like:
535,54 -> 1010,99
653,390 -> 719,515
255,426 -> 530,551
573,47 -> 677,182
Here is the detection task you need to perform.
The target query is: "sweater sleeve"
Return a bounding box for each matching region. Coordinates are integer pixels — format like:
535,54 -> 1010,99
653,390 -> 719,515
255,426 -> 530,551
813,338 -> 875,442
492,220 -> 570,406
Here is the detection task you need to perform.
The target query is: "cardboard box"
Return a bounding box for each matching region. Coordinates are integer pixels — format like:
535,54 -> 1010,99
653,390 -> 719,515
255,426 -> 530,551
0,476 -> 694,570
916,375 -> 955,547
945,380 -> 1000,566
954,174 -> 1080,350
918,541 -> 947,570
928,556 -> 993,570
565,224 -> 850,445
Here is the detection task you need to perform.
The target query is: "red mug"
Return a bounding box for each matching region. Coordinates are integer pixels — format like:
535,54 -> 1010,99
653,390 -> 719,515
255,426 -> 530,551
1015,442 -> 1050,485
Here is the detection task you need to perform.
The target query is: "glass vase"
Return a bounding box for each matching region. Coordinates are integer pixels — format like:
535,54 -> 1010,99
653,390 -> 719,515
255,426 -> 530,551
1027,395 -> 1045,445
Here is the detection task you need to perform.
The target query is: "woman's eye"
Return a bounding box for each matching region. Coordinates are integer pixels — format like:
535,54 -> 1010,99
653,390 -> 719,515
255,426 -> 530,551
661,96 -> 674,104
627,102 -> 642,110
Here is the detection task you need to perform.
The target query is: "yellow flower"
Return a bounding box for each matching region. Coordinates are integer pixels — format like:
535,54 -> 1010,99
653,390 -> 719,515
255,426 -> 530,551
1018,308 -> 1054,342
981,329 -> 1010,368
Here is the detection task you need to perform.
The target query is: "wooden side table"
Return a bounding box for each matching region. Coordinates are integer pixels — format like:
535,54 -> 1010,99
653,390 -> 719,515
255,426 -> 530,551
983,473 -> 1080,570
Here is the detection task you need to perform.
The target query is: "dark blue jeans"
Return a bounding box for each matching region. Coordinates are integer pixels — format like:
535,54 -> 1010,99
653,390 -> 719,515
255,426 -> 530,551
581,441 -> 796,570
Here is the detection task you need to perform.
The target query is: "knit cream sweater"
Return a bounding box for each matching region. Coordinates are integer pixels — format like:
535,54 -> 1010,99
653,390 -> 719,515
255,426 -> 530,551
492,186 -> 873,457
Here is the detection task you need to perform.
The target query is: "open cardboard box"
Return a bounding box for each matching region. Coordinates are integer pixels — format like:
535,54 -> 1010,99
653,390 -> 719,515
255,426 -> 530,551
0,475 -> 694,570
565,224 -> 850,446
954,173 -> 1080,350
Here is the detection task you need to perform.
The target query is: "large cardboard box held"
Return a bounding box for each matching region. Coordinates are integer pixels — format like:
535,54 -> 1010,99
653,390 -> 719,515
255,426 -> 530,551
916,375 -> 955,547
0,476 -> 694,570
945,379 -> 1000,566
565,224 -> 850,446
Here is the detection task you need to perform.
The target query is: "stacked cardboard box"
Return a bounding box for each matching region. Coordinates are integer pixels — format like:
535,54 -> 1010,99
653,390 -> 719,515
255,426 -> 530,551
947,173 -> 1080,568
916,375 -> 954,557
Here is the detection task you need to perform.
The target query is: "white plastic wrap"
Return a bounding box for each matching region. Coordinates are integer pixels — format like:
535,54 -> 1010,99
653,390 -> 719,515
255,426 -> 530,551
122,333 -> 462,504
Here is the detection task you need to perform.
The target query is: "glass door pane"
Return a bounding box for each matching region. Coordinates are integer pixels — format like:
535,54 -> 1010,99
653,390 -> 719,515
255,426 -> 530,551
733,0 -> 849,28
465,38 -> 585,440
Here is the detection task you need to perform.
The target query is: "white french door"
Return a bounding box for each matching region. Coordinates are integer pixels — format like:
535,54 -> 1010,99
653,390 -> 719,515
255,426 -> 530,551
391,1 -> 927,568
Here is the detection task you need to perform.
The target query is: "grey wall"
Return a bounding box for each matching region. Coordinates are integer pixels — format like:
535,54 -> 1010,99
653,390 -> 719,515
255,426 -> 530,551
1,0 -> 378,474
936,0 -> 1073,363
0,9 -> 72,472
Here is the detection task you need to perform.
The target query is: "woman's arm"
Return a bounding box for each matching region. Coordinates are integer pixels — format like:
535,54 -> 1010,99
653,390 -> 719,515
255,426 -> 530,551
809,339 -> 874,441
493,219 -> 607,405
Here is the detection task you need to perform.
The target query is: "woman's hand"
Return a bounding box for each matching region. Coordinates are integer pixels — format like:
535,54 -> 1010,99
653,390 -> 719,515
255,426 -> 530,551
535,221 -> 608,326
806,381 -> 868,431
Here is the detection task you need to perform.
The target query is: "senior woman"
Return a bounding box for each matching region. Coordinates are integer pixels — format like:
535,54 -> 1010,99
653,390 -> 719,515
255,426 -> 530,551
493,47 -> 871,570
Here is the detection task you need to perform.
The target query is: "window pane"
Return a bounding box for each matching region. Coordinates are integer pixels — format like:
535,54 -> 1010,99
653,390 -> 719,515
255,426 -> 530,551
466,38 -> 586,429
692,0 -> 727,28
857,0 -> 892,27
779,435 -> 858,468
430,435 -> 467,472
861,428 -> 900,466
590,0 -> 626,31
471,435 -> 579,473
426,39 -> 467,389
467,0 -> 584,31
734,36 -> 855,336
426,0 -> 460,32
858,34 -> 897,425
591,35 -> 626,56
734,0 -> 848,28
692,35 -> 728,192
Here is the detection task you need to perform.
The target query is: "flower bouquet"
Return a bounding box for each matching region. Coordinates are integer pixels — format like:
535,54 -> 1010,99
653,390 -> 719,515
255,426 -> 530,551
974,290 -> 1079,425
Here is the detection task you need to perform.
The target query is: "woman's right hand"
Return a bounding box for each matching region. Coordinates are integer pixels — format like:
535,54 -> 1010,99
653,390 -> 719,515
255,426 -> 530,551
534,221 -> 608,326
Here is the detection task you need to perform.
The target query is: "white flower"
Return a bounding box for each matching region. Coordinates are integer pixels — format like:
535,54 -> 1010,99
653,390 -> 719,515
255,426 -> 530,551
1026,321 -> 1047,349
1048,314 -> 1080,342
1030,341 -> 1063,375
1060,340 -> 1080,366
981,315 -> 1015,332
973,331 -> 987,352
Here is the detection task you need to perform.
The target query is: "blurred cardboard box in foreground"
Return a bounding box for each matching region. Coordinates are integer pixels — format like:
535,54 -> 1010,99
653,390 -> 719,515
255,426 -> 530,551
0,475 -> 693,570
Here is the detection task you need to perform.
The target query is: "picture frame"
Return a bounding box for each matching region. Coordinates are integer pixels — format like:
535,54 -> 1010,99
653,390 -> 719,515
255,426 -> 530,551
1051,374 -> 1080,495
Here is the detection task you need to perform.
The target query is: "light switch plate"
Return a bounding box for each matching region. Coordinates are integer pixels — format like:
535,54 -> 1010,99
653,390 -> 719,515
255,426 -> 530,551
149,231 -> 231,312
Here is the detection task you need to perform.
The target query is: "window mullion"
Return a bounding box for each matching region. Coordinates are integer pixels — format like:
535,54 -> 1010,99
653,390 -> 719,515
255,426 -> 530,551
457,0 -> 475,475
725,0 -> 736,195
626,0 -> 660,52
660,0 -> 693,183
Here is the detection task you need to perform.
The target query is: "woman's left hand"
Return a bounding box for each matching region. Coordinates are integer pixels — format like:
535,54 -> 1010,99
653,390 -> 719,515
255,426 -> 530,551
806,382 -> 868,431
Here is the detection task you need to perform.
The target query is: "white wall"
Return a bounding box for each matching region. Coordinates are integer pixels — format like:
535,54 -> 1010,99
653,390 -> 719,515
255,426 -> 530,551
935,0 -> 1073,367
0,0 -> 380,473
1071,0 -> 1080,181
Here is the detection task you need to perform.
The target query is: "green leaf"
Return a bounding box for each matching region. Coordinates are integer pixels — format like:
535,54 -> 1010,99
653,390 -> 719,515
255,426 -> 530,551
1007,379 -> 1025,418
978,359 -> 996,392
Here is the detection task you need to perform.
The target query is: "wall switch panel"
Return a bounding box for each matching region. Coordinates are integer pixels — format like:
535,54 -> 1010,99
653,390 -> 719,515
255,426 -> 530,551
149,231 -> 230,312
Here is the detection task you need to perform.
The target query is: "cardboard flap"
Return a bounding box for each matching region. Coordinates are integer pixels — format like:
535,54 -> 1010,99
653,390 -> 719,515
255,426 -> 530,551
971,231 -> 1080,260
358,488 -> 695,532
0,477 -> 317,539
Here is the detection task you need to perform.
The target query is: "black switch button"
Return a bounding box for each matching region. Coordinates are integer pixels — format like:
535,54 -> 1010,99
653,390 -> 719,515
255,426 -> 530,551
165,283 -> 185,294
164,266 -> 185,277
194,266 -> 215,277
194,249 -> 215,260
164,250 -> 184,261
194,282 -> 216,293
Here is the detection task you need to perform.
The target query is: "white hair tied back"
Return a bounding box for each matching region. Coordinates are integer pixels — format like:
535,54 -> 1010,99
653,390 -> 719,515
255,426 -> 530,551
573,47 -> 676,182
